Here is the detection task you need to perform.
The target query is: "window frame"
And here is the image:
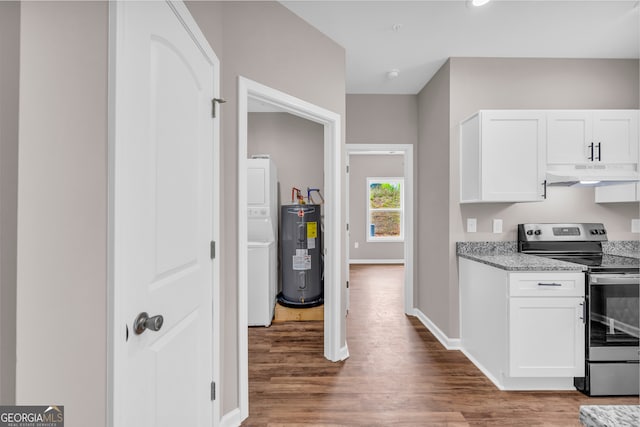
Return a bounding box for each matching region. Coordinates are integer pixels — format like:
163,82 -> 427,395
366,177 -> 404,243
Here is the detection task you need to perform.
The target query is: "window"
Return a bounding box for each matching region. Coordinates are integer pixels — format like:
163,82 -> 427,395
367,177 -> 404,242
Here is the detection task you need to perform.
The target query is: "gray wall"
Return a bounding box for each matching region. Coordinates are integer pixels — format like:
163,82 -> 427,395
416,61 -> 451,332
16,2 -> 108,426
346,95 -> 418,145
189,1 -> 346,416
417,58 -> 640,340
348,155 -> 404,261
0,0 -> 20,405
345,94 -> 417,264
248,112 -> 324,206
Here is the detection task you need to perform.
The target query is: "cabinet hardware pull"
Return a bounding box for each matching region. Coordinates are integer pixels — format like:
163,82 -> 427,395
579,301 -> 586,324
541,180 -> 547,199
537,282 -> 562,287
588,142 -> 594,161
596,142 -> 601,161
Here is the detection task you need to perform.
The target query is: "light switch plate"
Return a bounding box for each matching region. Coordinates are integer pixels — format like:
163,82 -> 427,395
493,219 -> 503,234
354,241 -> 359,248
632,219 -> 640,233
467,218 -> 477,233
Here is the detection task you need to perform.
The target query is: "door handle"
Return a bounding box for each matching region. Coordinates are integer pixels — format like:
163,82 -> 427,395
588,142 -> 594,161
134,312 -> 164,335
596,142 -> 601,161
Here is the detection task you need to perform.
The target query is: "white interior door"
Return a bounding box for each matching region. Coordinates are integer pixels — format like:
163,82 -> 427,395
345,157 -> 350,314
112,2 -> 218,426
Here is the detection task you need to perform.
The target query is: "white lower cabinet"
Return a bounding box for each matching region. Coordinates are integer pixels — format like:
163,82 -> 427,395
459,257 -> 585,390
509,297 -> 585,377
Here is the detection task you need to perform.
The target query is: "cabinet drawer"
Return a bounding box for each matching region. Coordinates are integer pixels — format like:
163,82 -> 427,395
509,272 -> 585,297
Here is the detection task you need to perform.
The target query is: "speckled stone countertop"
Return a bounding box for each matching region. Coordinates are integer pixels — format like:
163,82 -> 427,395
579,405 -> 639,427
456,242 -> 586,272
603,240 -> 640,259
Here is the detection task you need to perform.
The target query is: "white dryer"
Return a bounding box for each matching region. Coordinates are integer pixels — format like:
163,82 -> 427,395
247,158 -> 278,326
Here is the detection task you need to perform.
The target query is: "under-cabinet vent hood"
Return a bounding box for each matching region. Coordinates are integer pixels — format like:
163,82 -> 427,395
546,165 -> 640,187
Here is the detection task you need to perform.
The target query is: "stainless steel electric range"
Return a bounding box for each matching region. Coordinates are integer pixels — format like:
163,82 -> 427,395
518,223 -> 640,396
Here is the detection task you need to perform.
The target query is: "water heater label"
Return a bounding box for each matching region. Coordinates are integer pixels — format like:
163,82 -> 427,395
307,222 -> 318,239
293,249 -> 311,270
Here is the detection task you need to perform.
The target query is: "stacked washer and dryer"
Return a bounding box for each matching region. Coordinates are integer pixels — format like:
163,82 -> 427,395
247,158 -> 278,326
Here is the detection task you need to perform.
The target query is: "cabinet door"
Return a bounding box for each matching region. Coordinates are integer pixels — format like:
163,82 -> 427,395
481,111 -> 546,202
592,110 -> 638,164
547,111 -> 591,164
509,297 -> 585,377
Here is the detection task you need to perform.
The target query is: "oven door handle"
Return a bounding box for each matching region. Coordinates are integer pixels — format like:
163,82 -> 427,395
589,274 -> 640,285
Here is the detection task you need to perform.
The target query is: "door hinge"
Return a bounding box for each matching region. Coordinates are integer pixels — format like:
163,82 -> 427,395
210,381 -> 216,401
346,223 -> 349,231
346,165 -> 349,173
212,97 -> 226,118
210,241 -> 216,259
346,280 -> 349,289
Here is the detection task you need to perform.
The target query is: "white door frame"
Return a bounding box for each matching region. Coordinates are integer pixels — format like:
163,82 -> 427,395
345,144 -> 414,315
238,77 -> 344,419
107,2 -> 222,425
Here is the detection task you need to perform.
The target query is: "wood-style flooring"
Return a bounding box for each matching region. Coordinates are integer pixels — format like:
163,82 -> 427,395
243,264 -> 638,426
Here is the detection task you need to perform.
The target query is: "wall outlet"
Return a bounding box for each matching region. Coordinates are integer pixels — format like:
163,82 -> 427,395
354,241 -> 359,249
632,219 -> 640,233
493,219 -> 503,234
467,218 -> 477,233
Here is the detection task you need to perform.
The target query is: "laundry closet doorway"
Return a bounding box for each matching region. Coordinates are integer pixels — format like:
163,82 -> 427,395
237,77 -> 345,419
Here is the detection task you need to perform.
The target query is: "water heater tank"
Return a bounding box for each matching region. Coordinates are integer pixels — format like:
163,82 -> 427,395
278,204 -> 323,307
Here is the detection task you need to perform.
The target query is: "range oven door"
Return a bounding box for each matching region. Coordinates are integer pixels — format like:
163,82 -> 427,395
587,273 -> 640,362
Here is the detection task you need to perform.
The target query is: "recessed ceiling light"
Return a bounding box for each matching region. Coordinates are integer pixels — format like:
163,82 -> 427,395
472,0 -> 491,6
387,69 -> 400,79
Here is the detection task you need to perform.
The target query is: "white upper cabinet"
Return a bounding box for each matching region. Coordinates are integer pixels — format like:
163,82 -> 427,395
547,110 -> 638,165
460,110 -> 546,203
595,182 -> 640,203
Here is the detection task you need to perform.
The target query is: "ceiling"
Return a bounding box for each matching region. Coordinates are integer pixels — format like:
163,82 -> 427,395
280,0 -> 640,94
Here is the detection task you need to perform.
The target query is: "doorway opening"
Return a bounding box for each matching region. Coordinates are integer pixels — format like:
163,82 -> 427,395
345,144 -> 414,315
237,77 -> 345,419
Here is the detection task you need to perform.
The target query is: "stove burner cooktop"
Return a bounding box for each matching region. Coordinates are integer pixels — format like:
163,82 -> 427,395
517,223 -> 639,273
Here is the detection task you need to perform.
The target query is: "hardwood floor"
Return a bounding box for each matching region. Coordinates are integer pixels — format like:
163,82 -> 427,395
243,264 -> 638,426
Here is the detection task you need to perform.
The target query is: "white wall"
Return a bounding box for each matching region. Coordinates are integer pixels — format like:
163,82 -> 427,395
0,0 -> 20,405
348,155 -> 404,261
188,0 -> 346,415
16,2 -> 108,426
248,112 -> 324,206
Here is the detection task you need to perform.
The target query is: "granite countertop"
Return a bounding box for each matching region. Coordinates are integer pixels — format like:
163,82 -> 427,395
579,405 -> 639,427
457,241 -> 640,271
456,241 -> 587,271
602,241 -> 640,259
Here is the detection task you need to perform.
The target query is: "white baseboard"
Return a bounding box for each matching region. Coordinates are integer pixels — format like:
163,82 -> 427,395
412,308 -> 461,350
338,343 -> 350,361
458,347 -> 504,390
220,408 -> 242,427
349,259 -> 404,264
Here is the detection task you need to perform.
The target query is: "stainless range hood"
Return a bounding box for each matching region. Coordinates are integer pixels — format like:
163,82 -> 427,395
546,166 -> 640,187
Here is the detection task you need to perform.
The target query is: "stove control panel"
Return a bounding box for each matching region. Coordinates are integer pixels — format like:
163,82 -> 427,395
518,223 -> 607,242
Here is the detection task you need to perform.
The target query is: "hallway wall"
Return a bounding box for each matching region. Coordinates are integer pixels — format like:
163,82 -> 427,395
0,0 -> 20,405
